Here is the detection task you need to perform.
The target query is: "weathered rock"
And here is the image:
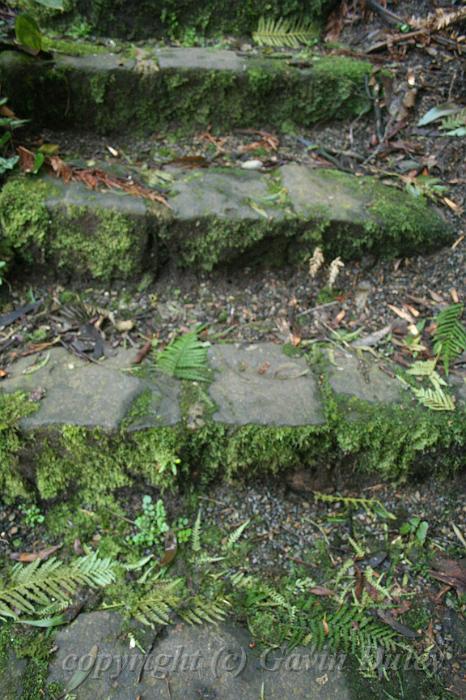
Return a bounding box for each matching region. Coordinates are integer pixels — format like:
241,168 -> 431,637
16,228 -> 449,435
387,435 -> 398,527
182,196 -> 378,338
1,348 -> 180,430
0,164 -> 453,283
326,348 -> 404,404
0,48 -> 372,135
47,612 -> 352,699
208,343 -> 324,425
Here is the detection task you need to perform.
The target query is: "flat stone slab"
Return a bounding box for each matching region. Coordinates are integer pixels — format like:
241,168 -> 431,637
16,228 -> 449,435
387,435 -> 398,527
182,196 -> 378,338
326,348 -> 403,404
208,343 -> 324,426
47,612 -> 351,699
1,347 -> 180,430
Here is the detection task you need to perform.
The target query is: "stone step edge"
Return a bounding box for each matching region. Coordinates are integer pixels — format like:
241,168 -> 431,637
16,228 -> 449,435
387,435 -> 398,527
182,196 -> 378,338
0,167 -> 453,283
1,343 -> 464,503
0,47 -> 373,135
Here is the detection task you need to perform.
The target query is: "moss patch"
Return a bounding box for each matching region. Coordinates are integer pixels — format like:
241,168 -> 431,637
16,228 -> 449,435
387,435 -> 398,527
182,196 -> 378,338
23,0 -> 336,40
0,177 -> 149,282
0,50 -> 372,135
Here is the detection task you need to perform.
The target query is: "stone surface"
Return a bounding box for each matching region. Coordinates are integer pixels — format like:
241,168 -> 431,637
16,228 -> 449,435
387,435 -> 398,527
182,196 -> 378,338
1,348 -> 180,430
208,343 -> 324,426
169,169 -> 273,221
326,349 -> 403,404
281,163 -> 368,225
47,612 -> 351,699
156,46 -> 247,71
0,650 -> 26,700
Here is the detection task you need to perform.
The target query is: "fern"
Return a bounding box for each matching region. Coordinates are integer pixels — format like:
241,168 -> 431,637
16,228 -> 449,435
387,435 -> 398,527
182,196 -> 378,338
130,578 -> 184,626
314,492 -> 395,520
412,386 -> 455,412
0,553 -> 116,620
433,303 -> 466,374
191,509 -> 202,553
253,16 -> 317,48
225,519 -> 251,549
155,329 -> 210,382
179,596 -> 231,625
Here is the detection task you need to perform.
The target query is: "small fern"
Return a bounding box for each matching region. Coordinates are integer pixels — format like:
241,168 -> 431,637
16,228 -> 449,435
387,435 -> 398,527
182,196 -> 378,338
155,328 -> 210,382
314,492 -> 395,520
253,16 -> 317,48
130,578 -> 184,626
179,596 -> 231,625
441,108 -> 466,135
0,553 -> 116,620
225,519 -> 251,549
191,509 -> 202,553
433,303 -> 466,374
412,385 -> 455,411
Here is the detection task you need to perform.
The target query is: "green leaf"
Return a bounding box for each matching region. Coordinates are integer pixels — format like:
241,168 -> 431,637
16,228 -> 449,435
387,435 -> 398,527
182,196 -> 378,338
433,303 -> 466,374
417,103 -> 463,127
253,16 -> 317,48
155,328 -> 210,382
15,14 -> 42,53
0,156 -> 19,175
416,521 -> 429,545
32,0 -> 65,9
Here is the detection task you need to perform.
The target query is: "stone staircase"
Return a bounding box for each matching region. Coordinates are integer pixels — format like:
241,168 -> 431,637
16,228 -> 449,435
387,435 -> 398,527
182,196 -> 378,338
0,3 -> 464,698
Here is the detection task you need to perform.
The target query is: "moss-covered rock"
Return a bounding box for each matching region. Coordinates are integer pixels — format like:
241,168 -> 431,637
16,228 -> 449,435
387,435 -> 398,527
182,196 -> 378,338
22,0 -> 337,40
0,48 -> 372,135
0,343 -> 464,505
0,177 -> 153,282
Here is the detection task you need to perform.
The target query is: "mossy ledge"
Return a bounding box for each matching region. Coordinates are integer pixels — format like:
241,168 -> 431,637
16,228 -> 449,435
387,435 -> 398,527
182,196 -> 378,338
0,168 -> 453,283
0,48 -> 372,135
1,362 -> 464,505
22,0 -> 336,40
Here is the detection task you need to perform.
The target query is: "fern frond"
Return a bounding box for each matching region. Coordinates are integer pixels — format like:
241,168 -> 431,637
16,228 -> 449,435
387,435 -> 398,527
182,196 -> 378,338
433,303 -> 466,374
156,329 -> 210,382
191,510 -> 202,553
441,108 -> 466,131
406,359 -> 437,377
253,16 -> 316,48
130,579 -> 183,627
412,386 -> 455,412
0,553 -> 116,620
225,519 -> 250,550
180,596 -> 231,625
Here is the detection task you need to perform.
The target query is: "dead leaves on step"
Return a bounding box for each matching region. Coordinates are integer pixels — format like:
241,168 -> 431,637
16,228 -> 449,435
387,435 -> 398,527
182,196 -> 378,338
17,149 -> 170,208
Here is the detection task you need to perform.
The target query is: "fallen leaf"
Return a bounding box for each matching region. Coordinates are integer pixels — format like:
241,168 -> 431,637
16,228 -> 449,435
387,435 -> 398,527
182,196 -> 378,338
133,341 -> 152,365
257,361 -> 271,375
430,557 -> 466,596
309,586 -> 335,597
11,543 -> 62,562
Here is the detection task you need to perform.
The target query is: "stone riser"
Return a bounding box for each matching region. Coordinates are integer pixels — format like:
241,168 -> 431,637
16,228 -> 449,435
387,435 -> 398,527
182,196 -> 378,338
0,165 -> 453,283
0,48 -> 372,135
1,344 -> 464,503
26,0 -> 336,40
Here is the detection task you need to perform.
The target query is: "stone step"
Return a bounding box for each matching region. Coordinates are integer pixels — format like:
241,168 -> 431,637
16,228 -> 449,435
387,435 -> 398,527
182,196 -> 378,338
1,165 -> 453,283
29,0 -> 335,40
0,47 -> 373,135
1,343 -> 464,502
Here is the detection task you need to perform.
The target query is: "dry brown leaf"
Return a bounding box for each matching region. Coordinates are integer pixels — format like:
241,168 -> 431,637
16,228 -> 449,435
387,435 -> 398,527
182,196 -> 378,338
387,304 -> 416,323
309,586 -> 335,597
11,543 -> 62,562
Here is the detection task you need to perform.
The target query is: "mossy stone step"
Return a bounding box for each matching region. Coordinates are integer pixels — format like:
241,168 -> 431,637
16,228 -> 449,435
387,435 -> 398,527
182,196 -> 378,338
26,0 -> 336,40
0,48 -> 372,135
0,166 -> 453,283
1,343 -> 464,503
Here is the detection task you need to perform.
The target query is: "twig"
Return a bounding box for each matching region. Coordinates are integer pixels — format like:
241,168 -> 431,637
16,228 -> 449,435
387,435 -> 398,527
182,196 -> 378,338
297,301 -> 340,318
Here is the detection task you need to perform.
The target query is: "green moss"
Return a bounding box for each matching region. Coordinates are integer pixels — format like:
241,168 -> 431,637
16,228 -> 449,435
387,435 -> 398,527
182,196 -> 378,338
0,176 -> 149,282
42,36 -> 108,56
0,392 -> 38,501
0,179 -> 50,265
0,624 -> 62,700
23,0 -> 335,40
0,49 -> 372,136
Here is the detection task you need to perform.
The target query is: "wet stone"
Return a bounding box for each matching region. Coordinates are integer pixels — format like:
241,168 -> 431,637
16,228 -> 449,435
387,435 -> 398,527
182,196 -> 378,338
208,343 -> 324,426
1,348 -> 181,430
47,611 -> 352,700
326,348 -> 404,404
